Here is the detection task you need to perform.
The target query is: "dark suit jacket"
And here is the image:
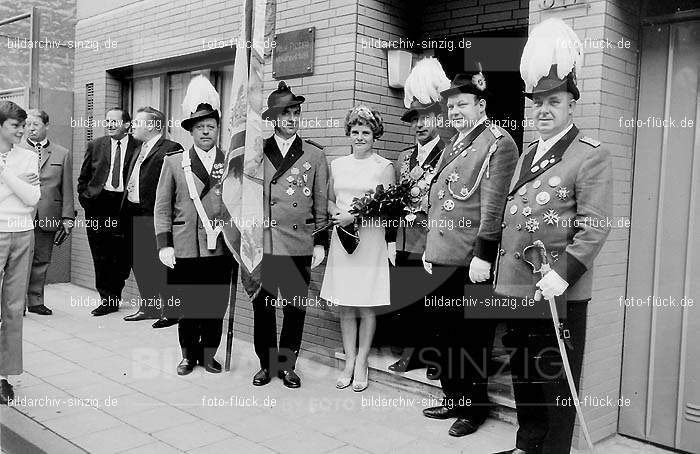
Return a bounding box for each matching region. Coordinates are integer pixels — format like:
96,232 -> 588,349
121,136 -> 183,215
18,139 -> 75,232
262,136 -> 328,256
154,146 -> 230,258
495,127 -> 612,300
394,138 -> 445,254
77,135 -> 140,210
425,123 -> 519,266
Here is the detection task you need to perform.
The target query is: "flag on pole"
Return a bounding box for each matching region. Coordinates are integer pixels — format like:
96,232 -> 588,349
222,0 -> 268,298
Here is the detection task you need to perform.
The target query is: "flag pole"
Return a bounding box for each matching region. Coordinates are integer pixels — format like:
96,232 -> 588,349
225,0 -> 254,372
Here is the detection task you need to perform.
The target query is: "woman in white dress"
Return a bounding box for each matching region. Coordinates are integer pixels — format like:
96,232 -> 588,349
320,105 -> 396,392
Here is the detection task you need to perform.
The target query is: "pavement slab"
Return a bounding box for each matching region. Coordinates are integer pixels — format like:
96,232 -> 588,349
2,284 -> 677,454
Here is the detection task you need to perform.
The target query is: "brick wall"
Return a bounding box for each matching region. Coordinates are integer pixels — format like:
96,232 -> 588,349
71,0 -> 244,314
0,0 -> 76,92
527,0 -> 639,446
422,0 -> 529,37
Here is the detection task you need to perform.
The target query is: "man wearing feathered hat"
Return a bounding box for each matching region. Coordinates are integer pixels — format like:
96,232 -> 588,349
421,64 -> 519,437
387,58 -> 447,376
153,75 -> 237,376
251,81 -> 328,389
492,18 -> 612,454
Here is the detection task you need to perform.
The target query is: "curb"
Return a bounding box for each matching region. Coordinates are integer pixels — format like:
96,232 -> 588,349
0,406 -> 87,454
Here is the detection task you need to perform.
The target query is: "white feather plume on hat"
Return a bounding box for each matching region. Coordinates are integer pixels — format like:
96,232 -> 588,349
403,57 -> 450,108
519,18 -> 582,93
182,75 -> 220,116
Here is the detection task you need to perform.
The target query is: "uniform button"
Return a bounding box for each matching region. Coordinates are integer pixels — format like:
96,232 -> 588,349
439,230 -> 444,235
292,224 -> 298,230
272,180 -> 277,184
292,202 -> 298,207
501,222 -> 506,228
499,249 -> 505,256
514,252 -> 521,259
270,201 -> 276,206
507,195 -> 514,201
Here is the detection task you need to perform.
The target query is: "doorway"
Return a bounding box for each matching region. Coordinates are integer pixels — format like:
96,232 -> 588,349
619,17 -> 700,454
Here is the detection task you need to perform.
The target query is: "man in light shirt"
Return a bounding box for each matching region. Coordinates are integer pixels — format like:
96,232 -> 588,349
77,108 -> 141,316
154,79 -> 236,376
121,107 -> 182,327
0,101 -> 41,405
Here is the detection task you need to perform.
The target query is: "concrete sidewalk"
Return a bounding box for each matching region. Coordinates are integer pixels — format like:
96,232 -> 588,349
3,284 -> 674,454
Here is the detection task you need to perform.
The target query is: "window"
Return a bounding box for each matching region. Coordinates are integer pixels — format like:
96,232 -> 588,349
118,49 -> 234,152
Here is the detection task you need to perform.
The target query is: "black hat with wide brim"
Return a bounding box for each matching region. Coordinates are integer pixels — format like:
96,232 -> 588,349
400,99 -> 443,123
440,72 -> 490,99
262,81 -> 306,121
181,103 -> 220,132
524,65 -> 580,101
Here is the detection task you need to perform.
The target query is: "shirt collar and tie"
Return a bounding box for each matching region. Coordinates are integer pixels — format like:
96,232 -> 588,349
105,136 -> 130,192
533,123 -> 574,163
455,115 -> 487,146
194,144 -> 217,174
274,133 -> 297,158
126,135 -> 161,203
416,135 -> 440,167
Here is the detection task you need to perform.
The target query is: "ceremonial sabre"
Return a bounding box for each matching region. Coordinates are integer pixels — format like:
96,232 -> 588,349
522,240 -> 595,452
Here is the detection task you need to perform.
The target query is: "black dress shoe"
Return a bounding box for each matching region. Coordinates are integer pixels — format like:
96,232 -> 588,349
91,303 -> 119,316
278,370 -> 301,388
492,449 -> 527,454
448,418 -> 479,437
426,366 -> 439,380
152,317 -> 179,328
422,405 -> 457,420
1,379 -> 15,405
27,305 -> 52,315
203,359 -> 222,373
123,310 -> 158,321
253,368 -> 271,386
176,358 -> 195,376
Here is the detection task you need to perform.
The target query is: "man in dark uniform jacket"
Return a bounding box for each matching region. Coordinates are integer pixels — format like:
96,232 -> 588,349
492,19 -> 612,454
252,81 -> 328,389
387,99 -> 445,375
154,77 -> 237,375
421,70 -> 519,437
77,108 -> 140,316
122,107 -> 183,328
21,109 -> 75,315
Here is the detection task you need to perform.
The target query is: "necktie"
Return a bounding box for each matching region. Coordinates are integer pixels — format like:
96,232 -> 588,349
127,144 -> 148,194
111,140 -> 122,189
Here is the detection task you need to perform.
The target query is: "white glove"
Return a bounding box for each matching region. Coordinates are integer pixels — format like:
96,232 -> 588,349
422,252 -> 432,274
468,256 -> 491,283
311,245 -> 325,269
159,247 -> 176,269
387,242 -> 396,266
536,270 -> 568,300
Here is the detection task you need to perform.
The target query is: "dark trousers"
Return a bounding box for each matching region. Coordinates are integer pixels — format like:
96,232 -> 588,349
504,300 -> 588,454
428,264 -> 496,422
252,254 -> 311,372
381,250 -> 438,363
169,255 -> 235,362
85,191 -> 130,306
122,202 -> 173,318
26,227 -> 56,307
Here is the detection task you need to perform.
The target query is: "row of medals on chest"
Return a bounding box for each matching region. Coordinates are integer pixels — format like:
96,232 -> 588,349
437,149 -> 571,233
284,162 -> 313,197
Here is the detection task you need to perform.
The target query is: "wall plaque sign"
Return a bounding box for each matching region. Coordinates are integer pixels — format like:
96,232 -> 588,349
272,27 -> 315,79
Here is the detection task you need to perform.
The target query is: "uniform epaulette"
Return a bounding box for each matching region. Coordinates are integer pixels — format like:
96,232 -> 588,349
166,148 -> 184,156
304,138 -> 324,150
489,124 -> 503,139
579,136 -> 601,148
